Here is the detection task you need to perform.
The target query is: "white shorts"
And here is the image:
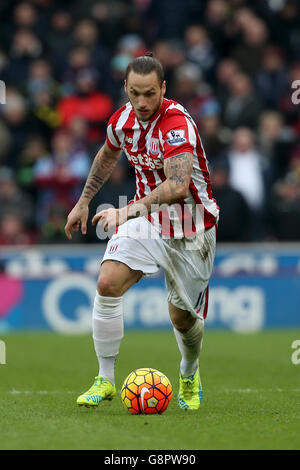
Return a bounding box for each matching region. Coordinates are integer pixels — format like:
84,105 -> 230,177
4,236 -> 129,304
101,217 -> 216,319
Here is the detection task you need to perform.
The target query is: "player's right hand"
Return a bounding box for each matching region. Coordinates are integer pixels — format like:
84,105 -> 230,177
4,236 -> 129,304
64,203 -> 89,240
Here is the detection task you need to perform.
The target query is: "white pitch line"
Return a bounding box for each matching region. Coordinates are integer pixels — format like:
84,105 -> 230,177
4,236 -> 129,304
7,389 -> 77,395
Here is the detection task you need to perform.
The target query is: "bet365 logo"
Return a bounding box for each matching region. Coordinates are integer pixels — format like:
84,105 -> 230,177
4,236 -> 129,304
0,340 -> 6,365
291,340 -> 300,365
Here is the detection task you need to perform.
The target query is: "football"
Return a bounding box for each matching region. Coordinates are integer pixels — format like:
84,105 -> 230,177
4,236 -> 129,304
121,368 -> 173,414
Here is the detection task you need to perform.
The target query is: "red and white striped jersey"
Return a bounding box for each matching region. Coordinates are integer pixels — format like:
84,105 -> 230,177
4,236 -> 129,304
106,98 -> 219,238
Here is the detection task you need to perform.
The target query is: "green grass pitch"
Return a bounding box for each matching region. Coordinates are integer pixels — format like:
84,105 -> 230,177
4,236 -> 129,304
0,329 -> 300,450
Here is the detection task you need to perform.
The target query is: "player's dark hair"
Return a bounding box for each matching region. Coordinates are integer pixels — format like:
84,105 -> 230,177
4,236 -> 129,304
125,52 -> 164,86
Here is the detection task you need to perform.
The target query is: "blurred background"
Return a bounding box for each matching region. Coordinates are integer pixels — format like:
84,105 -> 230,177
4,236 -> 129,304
0,0 -> 299,333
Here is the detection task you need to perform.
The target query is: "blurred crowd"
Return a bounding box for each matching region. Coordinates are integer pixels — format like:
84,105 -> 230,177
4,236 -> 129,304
0,0 -> 299,245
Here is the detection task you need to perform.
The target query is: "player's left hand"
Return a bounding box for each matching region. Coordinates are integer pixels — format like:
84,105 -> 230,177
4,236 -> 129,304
92,207 -> 128,231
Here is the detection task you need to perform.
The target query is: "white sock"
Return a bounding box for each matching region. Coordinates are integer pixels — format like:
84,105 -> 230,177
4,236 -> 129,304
92,291 -> 124,384
173,318 -> 204,377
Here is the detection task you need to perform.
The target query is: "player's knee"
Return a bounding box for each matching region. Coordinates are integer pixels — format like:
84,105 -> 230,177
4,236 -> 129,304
171,313 -> 196,333
97,276 -> 122,297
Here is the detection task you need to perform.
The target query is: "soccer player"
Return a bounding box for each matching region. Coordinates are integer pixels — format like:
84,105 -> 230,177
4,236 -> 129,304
65,53 -> 219,410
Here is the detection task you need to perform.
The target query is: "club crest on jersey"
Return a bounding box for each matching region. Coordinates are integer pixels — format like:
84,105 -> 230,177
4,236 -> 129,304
149,138 -> 159,155
108,244 -> 119,254
166,130 -> 186,146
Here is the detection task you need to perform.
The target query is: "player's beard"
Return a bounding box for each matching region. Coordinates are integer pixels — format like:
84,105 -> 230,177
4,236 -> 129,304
133,90 -> 164,122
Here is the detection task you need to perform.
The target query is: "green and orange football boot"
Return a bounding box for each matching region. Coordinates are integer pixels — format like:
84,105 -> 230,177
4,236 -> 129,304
77,376 -> 116,407
178,368 -> 203,410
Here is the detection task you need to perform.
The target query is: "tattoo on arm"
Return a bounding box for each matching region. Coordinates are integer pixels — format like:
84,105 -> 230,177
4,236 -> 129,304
127,152 -> 193,219
79,146 -> 121,205
165,152 -> 193,188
